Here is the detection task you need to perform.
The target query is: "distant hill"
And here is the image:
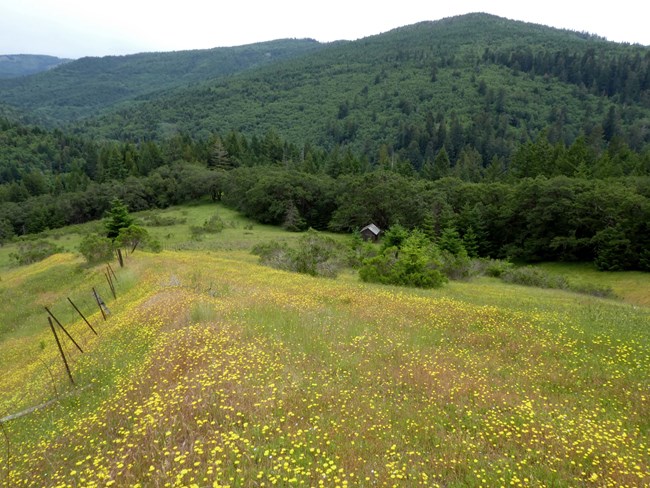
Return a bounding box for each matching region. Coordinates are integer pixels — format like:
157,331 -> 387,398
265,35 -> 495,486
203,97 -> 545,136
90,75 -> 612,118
74,13 -> 650,161
0,54 -> 71,79
0,39 -> 325,124
0,13 -> 649,165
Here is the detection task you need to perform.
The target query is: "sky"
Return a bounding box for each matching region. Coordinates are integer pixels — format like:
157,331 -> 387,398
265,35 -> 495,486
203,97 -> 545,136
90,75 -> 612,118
1,0 -> 649,59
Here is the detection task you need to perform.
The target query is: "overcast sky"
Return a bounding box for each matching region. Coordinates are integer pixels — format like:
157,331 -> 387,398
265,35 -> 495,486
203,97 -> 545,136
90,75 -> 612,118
1,0 -> 649,59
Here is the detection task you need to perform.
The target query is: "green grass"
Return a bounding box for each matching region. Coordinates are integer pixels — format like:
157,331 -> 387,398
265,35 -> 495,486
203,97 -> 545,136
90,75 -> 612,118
536,262 -> 650,307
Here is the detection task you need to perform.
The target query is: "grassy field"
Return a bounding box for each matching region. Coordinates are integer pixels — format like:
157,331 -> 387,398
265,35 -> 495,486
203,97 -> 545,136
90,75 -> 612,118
0,205 -> 649,487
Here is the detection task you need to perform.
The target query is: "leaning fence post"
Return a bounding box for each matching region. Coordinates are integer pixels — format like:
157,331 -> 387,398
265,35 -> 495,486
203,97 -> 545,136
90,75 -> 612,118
105,270 -> 116,300
44,307 -> 84,353
107,263 -> 118,282
117,249 -> 124,268
67,298 -> 97,335
92,287 -> 107,321
48,317 -> 74,385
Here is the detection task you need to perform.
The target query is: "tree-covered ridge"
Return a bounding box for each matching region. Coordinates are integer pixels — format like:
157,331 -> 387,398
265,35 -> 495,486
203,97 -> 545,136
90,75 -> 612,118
70,13 -> 650,167
0,54 -> 71,79
0,39 -> 324,125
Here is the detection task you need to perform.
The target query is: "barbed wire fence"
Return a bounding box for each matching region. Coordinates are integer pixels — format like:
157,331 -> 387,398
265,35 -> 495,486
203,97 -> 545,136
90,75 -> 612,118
0,253 -> 130,481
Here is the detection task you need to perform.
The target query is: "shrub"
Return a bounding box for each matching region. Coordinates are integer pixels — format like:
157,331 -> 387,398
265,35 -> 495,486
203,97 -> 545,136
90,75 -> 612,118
569,282 -> 616,299
138,212 -> 187,226
79,233 -> 114,263
359,229 -> 447,289
500,265 -> 617,299
501,266 -> 569,289
11,239 -> 63,265
252,230 -> 345,278
346,233 -> 378,268
481,258 -> 514,277
252,241 -> 296,272
293,231 -> 344,277
438,250 -> 473,281
190,213 -> 225,237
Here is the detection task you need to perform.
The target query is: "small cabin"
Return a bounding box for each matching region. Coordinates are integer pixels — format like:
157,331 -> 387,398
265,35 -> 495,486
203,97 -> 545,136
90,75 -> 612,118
360,223 -> 381,242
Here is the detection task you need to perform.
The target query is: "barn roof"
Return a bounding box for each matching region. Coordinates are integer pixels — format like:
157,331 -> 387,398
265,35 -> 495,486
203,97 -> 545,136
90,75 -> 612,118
361,223 -> 381,235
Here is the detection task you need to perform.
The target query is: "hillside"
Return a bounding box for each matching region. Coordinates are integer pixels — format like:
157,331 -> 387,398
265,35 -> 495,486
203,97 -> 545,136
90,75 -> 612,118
0,39 -> 324,124
0,207 -> 649,485
0,14 -> 648,166
0,54 -> 71,79
64,13 -> 650,162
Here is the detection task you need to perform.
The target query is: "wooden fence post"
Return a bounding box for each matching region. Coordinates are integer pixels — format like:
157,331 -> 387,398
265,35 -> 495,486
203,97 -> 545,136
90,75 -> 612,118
105,271 -> 116,300
92,287 -> 108,321
107,263 -> 118,282
48,317 -> 74,385
67,297 -> 97,335
44,307 -> 84,353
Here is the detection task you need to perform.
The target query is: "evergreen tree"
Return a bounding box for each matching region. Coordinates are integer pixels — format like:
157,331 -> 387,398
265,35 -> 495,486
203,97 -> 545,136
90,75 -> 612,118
432,147 -> 451,179
105,198 -> 134,240
438,226 -> 465,255
420,158 -> 436,181
462,226 -> 480,257
208,135 -> 232,170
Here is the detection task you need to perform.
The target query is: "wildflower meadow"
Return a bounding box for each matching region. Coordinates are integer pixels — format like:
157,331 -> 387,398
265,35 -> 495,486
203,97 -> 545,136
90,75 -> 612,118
1,248 -> 648,487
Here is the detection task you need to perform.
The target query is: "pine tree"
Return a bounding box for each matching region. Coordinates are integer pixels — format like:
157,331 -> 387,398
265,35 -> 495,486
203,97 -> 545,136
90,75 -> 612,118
433,147 -> 451,179
208,135 -> 232,170
105,198 -> 134,240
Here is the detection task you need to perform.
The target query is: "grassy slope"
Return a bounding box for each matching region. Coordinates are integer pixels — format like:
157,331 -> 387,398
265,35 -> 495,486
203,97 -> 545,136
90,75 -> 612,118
0,205 -> 649,487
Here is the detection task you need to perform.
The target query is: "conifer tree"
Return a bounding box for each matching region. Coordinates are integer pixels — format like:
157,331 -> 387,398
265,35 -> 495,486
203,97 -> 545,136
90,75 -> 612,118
105,198 -> 134,240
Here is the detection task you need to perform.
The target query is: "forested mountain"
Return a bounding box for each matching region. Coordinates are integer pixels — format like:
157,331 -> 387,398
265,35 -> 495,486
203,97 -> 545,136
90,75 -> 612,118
2,13 -> 649,165
0,54 -> 71,79
0,39 -> 324,125
68,13 -> 650,164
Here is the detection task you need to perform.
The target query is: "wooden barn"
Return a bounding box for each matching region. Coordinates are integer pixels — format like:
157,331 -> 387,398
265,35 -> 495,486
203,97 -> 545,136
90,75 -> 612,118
360,223 -> 381,242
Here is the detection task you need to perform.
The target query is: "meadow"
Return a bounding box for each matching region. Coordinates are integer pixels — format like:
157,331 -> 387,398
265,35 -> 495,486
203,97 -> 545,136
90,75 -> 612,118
0,204 -> 649,487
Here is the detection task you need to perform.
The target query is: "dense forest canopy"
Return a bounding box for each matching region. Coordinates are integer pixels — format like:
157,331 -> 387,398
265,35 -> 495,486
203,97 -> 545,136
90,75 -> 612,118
0,13 -> 649,270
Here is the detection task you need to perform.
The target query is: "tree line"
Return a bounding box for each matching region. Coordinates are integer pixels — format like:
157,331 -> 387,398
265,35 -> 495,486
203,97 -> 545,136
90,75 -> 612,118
1,119 -> 649,271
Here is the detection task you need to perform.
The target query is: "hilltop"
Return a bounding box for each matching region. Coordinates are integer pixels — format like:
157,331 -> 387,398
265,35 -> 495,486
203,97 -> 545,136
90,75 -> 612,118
0,13 -> 647,160
0,54 -> 71,79
0,38 -> 324,124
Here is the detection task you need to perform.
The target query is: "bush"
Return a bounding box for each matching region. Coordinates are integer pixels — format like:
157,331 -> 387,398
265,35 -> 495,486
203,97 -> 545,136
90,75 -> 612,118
359,229 -> 447,289
79,233 -> 114,263
438,250 -> 473,281
568,282 -> 616,299
11,239 -> 63,265
190,213 -> 225,238
294,231 -> 344,277
501,266 -> 569,289
252,230 -> 345,278
481,258 -> 514,277
138,212 -> 187,227
346,233 -> 378,268
252,241 -> 296,272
